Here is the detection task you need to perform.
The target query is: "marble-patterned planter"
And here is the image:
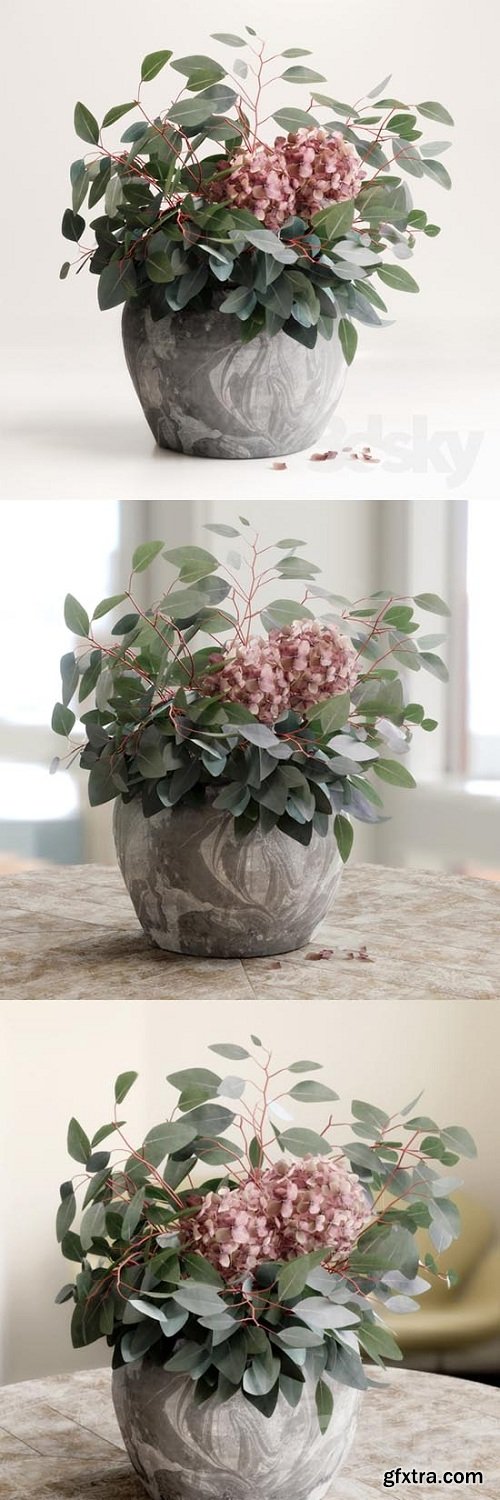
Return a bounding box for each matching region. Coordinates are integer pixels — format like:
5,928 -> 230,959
122,303 -> 346,459
113,794 -> 343,958
112,1361 -> 361,1500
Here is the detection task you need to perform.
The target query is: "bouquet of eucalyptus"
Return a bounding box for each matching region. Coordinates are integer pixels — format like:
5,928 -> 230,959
51,521 -> 449,858
56,1039 -> 475,1431
61,28 -> 453,359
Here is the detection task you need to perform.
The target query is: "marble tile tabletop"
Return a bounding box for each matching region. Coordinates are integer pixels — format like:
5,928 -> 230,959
0,1366 -> 498,1499
2,862 -> 499,1001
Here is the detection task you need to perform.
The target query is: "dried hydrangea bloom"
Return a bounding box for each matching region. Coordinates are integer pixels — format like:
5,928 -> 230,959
187,1155 -> 370,1281
199,635 -> 291,724
199,620 -> 358,723
271,618 -> 359,709
280,127 -> 366,216
205,141 -> 296,231
204,128 -> 364,232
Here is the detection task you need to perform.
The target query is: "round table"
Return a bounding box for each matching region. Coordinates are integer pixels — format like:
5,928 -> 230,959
0,1366 -> 498,1499
2,862 -> 499,1002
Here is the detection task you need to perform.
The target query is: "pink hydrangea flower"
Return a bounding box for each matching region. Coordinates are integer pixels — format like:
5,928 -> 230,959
186,1155 -> 370,1282
205,141 -> 296,231
204,129 -> 365,231
199,621 -> 358,723
279,127 -> 365,217
199,636 -> 291,724
271,618 -> 359,710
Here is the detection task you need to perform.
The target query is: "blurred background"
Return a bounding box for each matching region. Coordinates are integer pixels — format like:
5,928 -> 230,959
0,496 -> 498,878
1,999 -> 498,1386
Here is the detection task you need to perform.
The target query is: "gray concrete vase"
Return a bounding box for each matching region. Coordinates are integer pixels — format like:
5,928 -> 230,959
112,1361 -> 361,1500
122,303 -> 347,459
113,794 -> 343,958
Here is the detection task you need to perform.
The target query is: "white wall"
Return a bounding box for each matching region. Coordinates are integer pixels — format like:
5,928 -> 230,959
1,998 -> 498,1385
2,0 -> 498,357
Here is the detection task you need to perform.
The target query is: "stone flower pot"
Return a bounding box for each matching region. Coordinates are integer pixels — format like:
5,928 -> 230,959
112,1361 -> 361,1500
113,793 -> 343,958
122,302 -> 346,459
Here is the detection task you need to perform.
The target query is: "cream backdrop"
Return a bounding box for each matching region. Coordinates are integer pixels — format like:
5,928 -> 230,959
1,999 -> 498,1385
2,0 -> 498,355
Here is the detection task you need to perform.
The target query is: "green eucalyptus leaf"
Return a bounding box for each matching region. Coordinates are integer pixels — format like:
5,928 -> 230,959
98,259 -> 136,311
313,200 -> 355,240
67,1117 -> 91,1164
261,599 -> 314,631
168,1067 -> 222,1092
211,33 -> 247,46
219,286 -> 257,319
209,1043 -> 250,1061
132,540 -> 164,573
171,53 -> 224,76
440,1126 -> 476,1159
122,1188 -> 146,1240
169,85 -> 236,129
141,50 -> 173,83
428,1197 -> 461,1253
315,1377 -> 334,1434
115,1071 -> 138,1104
243,1352 -> 281,1397
56,1193 -> 77,1243
417,101 -> 454,126
357,1320 -> 403,1365
230,225 -> 297,264
87,759 -> 117,808
80,1201 -> 107,1252
377,264 -> 419,294
334,813 -> 354,862
204,523 -> 240,537
419,652 -> 449,682
338,317 -> 358,365
181,1102 -> 235,1136
143,1119 -> 197,1161
102,102 -> 136,128
413,592 -> 450,616
422,159 -> 452,189
74,101 -> 99,145
287,1061 -> 322,1073
172,1281 -> 227,1315
273,107 -> 319,132
62,208 -> 86,242
288,1081 -> 339,1103
51,702 -> 76,737
163,545 -> 219,583
293,1298 -> 359,1332
276,1326 -> 324,1349
277,1128 -> 331,1159
306,691 -> 350,735
282,66 -> 326,84
373,759 -> 416,789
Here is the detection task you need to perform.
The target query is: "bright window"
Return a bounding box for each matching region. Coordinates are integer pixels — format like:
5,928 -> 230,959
467,502 -> 500,779
0,501 -> 120,727
0,502 -> 121,864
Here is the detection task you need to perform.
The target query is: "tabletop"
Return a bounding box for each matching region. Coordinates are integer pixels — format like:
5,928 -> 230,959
2,862 -> 499,1002
1,322 -> 496,502
0,1365 -> 498,1500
